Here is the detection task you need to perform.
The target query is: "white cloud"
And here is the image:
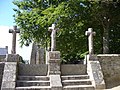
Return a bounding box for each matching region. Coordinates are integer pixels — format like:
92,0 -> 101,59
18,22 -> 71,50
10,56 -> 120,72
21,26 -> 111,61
0,26 -> 32,60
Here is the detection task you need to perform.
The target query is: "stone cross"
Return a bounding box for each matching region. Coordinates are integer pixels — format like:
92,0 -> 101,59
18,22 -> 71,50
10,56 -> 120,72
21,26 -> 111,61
9,25 -> 20,54
48,24 -> 58,51
85,28 -> 96,55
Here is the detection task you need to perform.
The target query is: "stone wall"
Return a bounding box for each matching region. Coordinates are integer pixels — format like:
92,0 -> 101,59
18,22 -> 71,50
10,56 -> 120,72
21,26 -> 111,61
0,55 -> 6,62
0,63 -> 4,88
97,54 -> 120,89
61,64 -> 86,75
18,63 -> 48,76
1,62 -> 17,90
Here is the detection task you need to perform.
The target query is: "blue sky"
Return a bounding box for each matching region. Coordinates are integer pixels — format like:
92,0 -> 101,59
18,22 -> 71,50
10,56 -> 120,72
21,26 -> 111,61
0,0 -> 16,26
0,0 -> 32,61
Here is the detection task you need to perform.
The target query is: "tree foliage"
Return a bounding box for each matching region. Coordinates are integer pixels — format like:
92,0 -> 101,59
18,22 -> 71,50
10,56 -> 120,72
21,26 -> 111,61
13,0 -> 120,63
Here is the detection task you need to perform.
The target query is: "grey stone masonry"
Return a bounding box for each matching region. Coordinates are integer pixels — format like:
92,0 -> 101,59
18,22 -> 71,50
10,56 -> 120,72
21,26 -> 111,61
61,64 -> 86,75
97,54 -> 120,89
5,54 -> 20,62
87,55 -> 105,89
1,62 -> 17,90
48,51 -> 61,75
50,75 -> 62,90
18,63 -> 48,76
0,63 -> 4,89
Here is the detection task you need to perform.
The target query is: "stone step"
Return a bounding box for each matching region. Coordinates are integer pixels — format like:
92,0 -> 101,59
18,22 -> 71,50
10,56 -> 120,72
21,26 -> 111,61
61,75 -> 89,80
16,86 -> 51,90
17,76 -> 49,81
63,85 -> 95,90
16,80 -> 50,87
62,79 -> 92,86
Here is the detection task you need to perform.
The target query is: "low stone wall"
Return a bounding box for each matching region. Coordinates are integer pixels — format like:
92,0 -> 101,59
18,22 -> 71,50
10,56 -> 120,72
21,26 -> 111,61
61,64 -> 86,75
97,54 -> 120,89
18,63 -> 48,76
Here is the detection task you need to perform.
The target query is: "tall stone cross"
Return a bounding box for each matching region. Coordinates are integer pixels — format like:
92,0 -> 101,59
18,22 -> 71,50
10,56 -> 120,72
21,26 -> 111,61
85,28 -> 96,55
48,24 -> 59,51
9,25 -> 20,54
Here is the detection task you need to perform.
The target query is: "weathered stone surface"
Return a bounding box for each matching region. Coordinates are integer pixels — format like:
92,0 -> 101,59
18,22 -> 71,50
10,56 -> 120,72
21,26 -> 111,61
48,24 -> 59,51
97,54 -> 120,89
1,62 -> 17,90
85,28 -> 96,55
2,71 -> 16,82
36,48 -> 45,64
48,51 -> 61,75
30,43 -> 37,64
1,81 -> 15,89
18,63 -> 48,76
5,54 -> 20,62
4,62 -> 17,71
9,25 -> 20,54
61,64 -> 86,75
50,75 -> 62,88
90,61 -> 105,89
49,51 -> 60,59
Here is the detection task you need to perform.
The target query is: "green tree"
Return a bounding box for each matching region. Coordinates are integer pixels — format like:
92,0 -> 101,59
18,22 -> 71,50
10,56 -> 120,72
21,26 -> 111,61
13,0 -> 120,63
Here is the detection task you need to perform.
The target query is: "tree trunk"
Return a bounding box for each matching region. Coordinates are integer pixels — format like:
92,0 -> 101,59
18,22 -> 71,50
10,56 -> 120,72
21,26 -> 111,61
103,22 -> 109,54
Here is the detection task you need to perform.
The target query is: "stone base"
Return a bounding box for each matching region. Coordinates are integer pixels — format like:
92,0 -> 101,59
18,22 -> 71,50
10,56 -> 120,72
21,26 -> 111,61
5,54 -> 20,62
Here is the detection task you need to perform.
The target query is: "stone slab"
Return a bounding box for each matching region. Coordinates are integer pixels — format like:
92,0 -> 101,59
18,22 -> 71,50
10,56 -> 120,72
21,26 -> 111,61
50,75 -> 62,88
90,61 -> 105,89
18,63 -> 48,76
61,64 -> 86,75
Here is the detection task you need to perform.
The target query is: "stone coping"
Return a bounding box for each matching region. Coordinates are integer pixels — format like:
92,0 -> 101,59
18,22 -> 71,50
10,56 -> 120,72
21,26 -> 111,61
97,54 -> 120,57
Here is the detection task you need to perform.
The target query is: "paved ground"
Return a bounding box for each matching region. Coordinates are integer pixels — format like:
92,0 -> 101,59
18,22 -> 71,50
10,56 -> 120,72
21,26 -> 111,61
97,86 -> 120,90
108,86 -> 120,90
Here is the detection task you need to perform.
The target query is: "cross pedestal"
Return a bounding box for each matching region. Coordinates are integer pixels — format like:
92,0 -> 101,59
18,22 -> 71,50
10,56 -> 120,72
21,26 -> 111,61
85,28 -> 96,55
48,24 -> 58,51
9,25 -> 20,54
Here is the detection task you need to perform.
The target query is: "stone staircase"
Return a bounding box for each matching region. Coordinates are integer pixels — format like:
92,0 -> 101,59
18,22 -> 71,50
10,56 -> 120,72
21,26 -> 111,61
16,63 -> 50,90
16,75 -> 50,90
0,62 -> 4,88
61,74 -> 95,90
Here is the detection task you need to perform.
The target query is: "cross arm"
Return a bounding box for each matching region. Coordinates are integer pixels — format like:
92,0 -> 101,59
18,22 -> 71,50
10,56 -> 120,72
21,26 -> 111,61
9,29 -> 20,33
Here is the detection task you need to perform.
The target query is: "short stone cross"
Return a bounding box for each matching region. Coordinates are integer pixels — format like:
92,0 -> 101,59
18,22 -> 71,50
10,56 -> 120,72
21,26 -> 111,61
85,28 -> 96,55
9,25 -> 20,54
48,24 -> 59,51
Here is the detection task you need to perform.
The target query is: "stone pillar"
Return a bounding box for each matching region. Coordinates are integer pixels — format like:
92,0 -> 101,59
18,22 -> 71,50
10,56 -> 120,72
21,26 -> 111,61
85,28 -> 96,55
48,51 -> 61,75
30,43 -> 37,64
36,47 -> 45,64
1,62 -> 17,90
87,55 -> 105,89
47,51 -> 62,90
50,75 -> 62,90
